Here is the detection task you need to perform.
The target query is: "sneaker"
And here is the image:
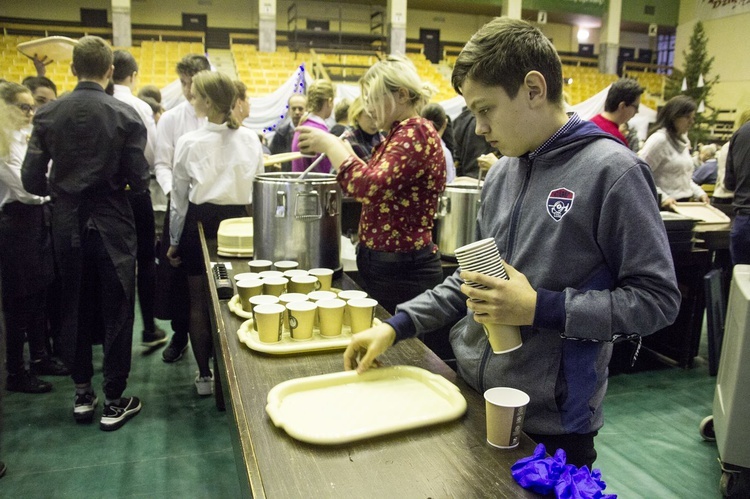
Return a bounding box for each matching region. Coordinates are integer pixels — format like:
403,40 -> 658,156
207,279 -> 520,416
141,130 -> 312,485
162,335 -> 188,363
100,396 -> 142,431
142,326 -> 168,347
30,357 -> 70,376
195,370 -> 214,396
6,371 -> 53,394
73,391 -> 98,423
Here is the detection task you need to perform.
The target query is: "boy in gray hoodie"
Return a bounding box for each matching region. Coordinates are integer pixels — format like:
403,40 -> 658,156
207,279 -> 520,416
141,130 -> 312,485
343,17 -> 681,469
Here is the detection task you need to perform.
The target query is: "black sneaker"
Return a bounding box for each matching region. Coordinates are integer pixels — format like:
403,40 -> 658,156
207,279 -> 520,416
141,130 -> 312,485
73,391 -> 98,423
142,326 -> 168,347
100,397 -> 142,431
30,357 -> 71,376
161,335 -> 189,363
6,371 -> 53,394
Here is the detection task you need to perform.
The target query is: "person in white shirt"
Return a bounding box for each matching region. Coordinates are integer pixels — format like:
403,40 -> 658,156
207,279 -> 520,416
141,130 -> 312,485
112,50 -> 167,349
166,70 -> 264,395
421,102 -> 456,184
639,95 -> 709,210
153,54 -> 210,364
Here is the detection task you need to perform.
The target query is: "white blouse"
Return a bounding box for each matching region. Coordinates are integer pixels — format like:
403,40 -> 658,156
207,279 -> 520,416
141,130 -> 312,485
169,122 -> 264,246
154,100 -> 206,196
0,129 -> 48,209
639,128 -> 706,201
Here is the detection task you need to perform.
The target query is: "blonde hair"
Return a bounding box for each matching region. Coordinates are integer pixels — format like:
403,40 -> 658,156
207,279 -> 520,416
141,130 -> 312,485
191,70 -> 240,129
735,108 -> 750,129
348,97 -> 366,128
0,82 -> 32,157
306,79 -> 335,113
360,54 -> 434,122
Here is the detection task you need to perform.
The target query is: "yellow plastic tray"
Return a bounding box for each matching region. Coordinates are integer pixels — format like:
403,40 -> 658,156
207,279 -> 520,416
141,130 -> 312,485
217,217 -> 253,257
266,366 -> 467,444
237,314 -> 379,354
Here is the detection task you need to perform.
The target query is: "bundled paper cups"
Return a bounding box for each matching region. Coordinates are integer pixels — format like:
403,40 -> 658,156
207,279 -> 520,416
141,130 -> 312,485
455,238 -> 522,354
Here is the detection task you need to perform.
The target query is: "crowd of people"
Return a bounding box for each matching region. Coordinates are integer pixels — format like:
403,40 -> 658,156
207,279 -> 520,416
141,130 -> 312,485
2,17 -> 750,481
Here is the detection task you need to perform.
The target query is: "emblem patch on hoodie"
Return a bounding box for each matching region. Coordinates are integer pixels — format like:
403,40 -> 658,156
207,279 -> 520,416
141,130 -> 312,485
546,188 -> 574,222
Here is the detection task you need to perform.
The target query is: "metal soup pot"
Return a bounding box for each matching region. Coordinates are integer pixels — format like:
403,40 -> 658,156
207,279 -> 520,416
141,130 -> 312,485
253,172 -> 342,271
433,182 -> 483,259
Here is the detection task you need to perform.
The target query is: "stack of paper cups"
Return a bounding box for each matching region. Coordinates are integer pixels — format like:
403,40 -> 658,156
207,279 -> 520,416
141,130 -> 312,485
454,238 -> 522,354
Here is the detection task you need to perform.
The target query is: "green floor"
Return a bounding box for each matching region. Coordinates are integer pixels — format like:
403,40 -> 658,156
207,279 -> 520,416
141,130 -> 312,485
1,311 -> 728,498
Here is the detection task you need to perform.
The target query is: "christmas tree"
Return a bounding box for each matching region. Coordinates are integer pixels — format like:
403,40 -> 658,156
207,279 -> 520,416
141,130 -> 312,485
665,21 -> 719,144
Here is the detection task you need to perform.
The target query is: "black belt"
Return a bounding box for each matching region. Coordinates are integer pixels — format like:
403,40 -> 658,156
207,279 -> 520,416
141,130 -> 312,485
0,200 -> 45,215
357,244 -> 438,262
711,197 -> 732,205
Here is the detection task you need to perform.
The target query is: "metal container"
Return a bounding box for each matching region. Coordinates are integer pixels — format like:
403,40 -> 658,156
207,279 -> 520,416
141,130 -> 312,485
433,183 -> 483,259
253,172 -> 342,271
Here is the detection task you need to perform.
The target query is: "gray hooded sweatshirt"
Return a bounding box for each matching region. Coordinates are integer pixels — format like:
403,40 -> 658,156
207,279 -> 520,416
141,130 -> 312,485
387,115 -> 681,436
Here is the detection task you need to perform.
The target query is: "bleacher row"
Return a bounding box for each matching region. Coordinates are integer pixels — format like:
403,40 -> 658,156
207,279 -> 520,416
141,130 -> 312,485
1,33 -> 664,107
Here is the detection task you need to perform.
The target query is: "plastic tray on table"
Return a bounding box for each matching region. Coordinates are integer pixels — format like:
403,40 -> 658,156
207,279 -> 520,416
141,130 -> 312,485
265,365 -> 467,444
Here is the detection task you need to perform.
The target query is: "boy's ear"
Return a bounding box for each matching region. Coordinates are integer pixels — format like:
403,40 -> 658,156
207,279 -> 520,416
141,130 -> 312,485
524,71 -> 547,107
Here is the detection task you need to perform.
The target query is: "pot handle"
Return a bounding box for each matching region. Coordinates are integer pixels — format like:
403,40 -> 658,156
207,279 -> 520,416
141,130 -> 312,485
437,194 -> 451,217
325,190 -> 339,216
275,191 -> 286,218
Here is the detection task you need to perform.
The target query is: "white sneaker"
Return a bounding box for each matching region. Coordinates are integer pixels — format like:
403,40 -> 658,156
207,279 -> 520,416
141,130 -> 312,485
194,370 -> 214,396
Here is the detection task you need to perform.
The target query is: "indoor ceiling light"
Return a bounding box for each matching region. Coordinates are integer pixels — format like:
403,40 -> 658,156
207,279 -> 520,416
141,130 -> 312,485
577,29 -> 589,42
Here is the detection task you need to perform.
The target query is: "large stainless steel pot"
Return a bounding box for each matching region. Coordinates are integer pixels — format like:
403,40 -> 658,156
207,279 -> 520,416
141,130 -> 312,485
253,172 -> 342,271
433,183 -> 483,259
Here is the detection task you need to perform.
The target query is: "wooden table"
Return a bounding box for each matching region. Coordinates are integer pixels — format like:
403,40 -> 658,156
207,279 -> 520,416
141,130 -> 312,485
199,231 -> 540,498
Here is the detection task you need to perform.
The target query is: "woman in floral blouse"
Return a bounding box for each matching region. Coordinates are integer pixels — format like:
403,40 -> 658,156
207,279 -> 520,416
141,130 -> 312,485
297,55 -> 447,314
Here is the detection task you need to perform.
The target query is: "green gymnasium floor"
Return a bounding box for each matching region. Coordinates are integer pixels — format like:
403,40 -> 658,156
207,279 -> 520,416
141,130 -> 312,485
0,310 -> 729,498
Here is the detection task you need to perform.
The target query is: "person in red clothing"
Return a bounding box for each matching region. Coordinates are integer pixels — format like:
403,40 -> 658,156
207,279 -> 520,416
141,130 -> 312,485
296,55 -> 447,314
590,78 -> 644,145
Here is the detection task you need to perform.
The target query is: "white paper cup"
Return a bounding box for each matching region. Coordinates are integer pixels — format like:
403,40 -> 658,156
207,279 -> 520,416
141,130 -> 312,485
286,301 -> 317,341
236,278 -> 264,312
307,290 -> 338,327
258,270 -> 285,279
283,269 -> 309,279
289,275 -> 318,294
316,298 -> 346,337
233,272 -> 260,284
263,276 -> 289,297
337,290 -> 368,326
308,268 -> 334,291
248,259 -> 273,272
483,324 -> 523,354
347,297 -> 378,334
274,260 -> 299,271
278,293 -> 309,330
454,238 -> 497,257
249,295 -> 280,331
254,303 -> 285,343
484,387 -> 529,449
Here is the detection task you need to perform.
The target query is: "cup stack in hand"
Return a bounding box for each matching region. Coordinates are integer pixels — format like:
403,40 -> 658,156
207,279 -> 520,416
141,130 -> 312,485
454,238 -> 522,354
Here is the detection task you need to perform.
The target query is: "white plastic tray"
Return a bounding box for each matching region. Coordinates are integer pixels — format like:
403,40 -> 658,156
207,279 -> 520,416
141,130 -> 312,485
266,365 -> 467,444
673,202 -> 730,229
17,36 -> 77,61
237,315 -> 380,354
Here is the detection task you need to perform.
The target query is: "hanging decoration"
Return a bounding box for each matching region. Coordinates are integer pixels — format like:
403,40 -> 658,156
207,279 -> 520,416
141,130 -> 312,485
262,63 -> 307,134
698,73 -> 705,88
698,100 -> 705,113
681,77 -> 688,91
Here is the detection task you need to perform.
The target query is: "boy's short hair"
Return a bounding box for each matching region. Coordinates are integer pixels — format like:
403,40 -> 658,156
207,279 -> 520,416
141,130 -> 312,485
112,50 -> 139,83
451,17 -> 563,106
22,76 -> 58,96
72,36 -> 113,80
176,54 -> 211,78
604,78 -> 644,112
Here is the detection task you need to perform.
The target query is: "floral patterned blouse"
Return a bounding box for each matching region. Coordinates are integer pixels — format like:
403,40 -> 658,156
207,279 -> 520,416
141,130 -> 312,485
337,116 -> 446,252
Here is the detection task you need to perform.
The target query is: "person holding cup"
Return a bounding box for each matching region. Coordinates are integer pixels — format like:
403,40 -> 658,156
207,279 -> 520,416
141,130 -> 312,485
296,55 -> 447,315
342,17 -> 680,469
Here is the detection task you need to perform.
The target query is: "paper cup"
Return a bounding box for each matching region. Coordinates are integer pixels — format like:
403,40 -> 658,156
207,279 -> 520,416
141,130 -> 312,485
483,324 -> 523,354
308,268 -> 334,291
263,276 -> 288,297
337,290 -> 368,326
248,259 -> 273,272
274,260 -> 299,271
259,270 -> 285,279
236,278 -> 264,312
484,387 -> 529,449
233,272 -> 260,284
283,269 -> 309,279
249,295 -> 280,331
289,275 -> 318,294
286,301 -> 317,341
278,293 -> 309,330
254,303 -> 285,343
316,298 -> 346,337
347,297 -> 378,334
